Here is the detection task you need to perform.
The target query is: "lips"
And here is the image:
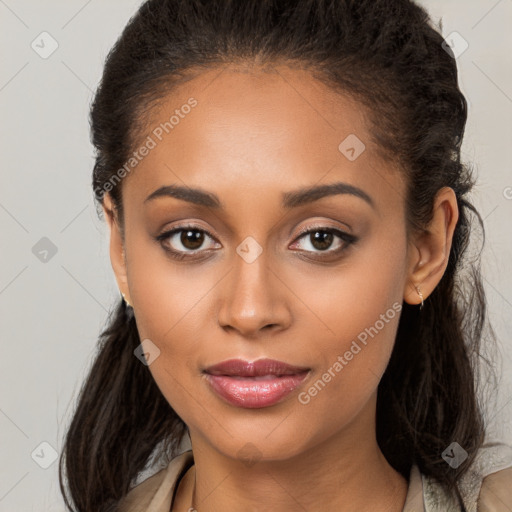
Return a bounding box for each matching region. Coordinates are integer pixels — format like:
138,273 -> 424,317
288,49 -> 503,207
203,358 -> 310,408
205,358 -> 310,377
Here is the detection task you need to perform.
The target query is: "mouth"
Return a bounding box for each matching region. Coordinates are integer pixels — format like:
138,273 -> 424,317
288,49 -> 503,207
203,358 -> 311,408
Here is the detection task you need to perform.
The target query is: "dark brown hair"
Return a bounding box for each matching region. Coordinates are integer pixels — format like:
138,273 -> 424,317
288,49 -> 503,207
59,1 -> 495,510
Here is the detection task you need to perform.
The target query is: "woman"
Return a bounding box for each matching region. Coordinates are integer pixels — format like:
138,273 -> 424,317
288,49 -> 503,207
59,0 -> 512,510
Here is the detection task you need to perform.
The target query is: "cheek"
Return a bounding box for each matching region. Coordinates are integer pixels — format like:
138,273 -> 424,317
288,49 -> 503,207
125,241 -> 216,405
292,298 -> 402,450
128,263 -> 214,427
291,227 -> 406,351
126,233 -> 218,342
292,234 -> 406,414
297,292 -> 402,415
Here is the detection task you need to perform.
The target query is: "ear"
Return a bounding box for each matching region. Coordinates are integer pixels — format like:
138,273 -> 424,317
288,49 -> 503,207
102,193 -> 132,305
403,186 -> 459,306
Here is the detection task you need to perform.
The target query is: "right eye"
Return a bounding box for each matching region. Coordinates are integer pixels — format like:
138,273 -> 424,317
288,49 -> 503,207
155,224 -> 221,260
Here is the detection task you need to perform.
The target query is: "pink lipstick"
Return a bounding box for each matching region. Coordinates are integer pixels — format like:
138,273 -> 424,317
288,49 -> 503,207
203,358 -> 310,408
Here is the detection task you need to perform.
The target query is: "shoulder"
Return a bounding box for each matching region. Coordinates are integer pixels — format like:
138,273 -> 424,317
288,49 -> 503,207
463,441 -> 512,511
478,466 -> 512,511
117,450 -> 194,512
422,442 -> 512,511
471,441 -> 512,511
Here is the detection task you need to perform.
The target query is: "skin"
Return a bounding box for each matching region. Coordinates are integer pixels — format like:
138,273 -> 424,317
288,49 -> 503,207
102,64 -> 458,512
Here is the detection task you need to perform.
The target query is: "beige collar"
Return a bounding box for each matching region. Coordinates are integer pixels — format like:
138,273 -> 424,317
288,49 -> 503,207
168,451 -> 425,512
119,450 -> 425,511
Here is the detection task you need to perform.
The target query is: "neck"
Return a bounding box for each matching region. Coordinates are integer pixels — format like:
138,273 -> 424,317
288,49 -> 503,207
174,399 -> 408,512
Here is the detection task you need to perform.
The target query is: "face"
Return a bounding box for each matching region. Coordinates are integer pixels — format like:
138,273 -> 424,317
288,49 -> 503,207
107,64 -> 414,462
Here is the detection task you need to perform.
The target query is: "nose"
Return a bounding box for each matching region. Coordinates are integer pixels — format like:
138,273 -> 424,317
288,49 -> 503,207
217,247 -> 292,338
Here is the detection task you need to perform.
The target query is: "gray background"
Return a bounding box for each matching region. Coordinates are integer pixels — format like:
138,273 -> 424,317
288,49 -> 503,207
1,0 -> 511,510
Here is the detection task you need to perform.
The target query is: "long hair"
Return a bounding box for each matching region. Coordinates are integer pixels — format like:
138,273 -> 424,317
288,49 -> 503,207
59,1 -> 494,510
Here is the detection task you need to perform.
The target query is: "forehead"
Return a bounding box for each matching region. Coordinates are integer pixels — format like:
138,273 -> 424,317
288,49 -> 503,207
122,64 -> 405,216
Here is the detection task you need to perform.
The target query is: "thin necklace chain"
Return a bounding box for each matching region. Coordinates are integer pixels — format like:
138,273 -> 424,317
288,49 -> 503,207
181,467 -> 408,512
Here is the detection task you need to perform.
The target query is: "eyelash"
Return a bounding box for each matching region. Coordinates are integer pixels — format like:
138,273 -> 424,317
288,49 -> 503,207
155,223 -> 358,261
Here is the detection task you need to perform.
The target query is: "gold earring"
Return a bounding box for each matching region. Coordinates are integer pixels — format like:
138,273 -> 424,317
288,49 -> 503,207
415,285 -> 424,310
121,292 -> 132,308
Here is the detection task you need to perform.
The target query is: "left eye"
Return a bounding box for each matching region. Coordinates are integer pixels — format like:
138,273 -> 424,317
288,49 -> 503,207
291,228 -> 357,253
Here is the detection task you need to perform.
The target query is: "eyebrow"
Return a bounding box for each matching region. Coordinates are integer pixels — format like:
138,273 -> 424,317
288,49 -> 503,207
144,181 -> 375,210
